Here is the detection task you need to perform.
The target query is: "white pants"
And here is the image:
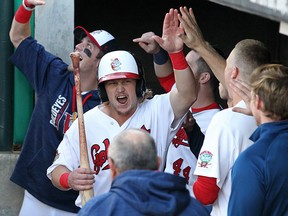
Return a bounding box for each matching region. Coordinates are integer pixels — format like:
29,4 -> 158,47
19,190 -> 77,216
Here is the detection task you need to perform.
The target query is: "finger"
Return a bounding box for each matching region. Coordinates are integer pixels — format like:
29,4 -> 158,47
78,168 -> 96,175
172,9 -> 179,26
132,38 -> 141,43
235,79 -> 251,93
232,107 -> 252,116
189,7 -> 196,23
230,80 -> 249,98
179,7 -> 191,28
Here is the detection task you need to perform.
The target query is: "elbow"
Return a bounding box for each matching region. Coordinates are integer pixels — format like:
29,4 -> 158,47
9,29 -> 20,48
194,190 -> 218,205
193,176 -> 220,205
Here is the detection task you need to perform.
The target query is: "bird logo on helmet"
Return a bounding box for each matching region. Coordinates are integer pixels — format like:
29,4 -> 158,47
97,50 -> 146,102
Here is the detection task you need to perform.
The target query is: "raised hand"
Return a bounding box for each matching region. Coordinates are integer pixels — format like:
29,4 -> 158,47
178,6 -> 206,50
132,32 -> 161,54
153,8 -> 184,53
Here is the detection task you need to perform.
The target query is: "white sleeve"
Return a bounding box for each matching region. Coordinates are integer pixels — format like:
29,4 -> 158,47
194,112 -> 235,188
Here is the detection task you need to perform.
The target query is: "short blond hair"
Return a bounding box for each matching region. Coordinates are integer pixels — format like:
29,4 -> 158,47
250,64 -> 288,120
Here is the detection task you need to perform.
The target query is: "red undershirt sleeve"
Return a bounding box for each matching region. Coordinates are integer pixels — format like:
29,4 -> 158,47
157,73 -> 175,93
193,175 -> 220,205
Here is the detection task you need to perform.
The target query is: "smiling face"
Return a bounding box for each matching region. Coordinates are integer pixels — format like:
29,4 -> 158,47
104,78 -> 138,117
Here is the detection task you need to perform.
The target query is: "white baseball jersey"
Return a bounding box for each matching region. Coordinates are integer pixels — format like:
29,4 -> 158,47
47,93 -> 185,207
194,100 -> 257,216
164,104 -> 220,197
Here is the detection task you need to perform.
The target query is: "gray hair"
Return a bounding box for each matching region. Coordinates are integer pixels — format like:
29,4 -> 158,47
108,128 -> 158,173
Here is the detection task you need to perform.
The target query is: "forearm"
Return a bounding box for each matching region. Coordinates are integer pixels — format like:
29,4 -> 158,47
10,1 -> 33,48
153,48 -> 175,92
10,20 -> 31,48
170,51 -> 197,119
153,48 -> 174,78
51,165 -> 71,191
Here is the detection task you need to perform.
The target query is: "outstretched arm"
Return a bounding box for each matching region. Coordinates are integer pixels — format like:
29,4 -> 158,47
10,0 -> 45,48
178,6 -> 226,88
153,8 -> 197,119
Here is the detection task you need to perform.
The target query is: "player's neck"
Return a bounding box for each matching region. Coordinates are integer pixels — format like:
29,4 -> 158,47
192,89 -> 216,109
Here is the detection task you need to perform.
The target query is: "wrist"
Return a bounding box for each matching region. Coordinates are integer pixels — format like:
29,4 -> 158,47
15,4 -> 33,23
169,50 -> 189,70
59,172 -> 70,189
153,48 -> 169,65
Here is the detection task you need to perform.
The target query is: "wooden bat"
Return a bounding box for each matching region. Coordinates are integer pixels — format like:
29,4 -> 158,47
70,52 -> 94,206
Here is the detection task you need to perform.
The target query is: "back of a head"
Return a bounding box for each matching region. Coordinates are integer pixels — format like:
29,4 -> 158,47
108,128 -> 158,173
187,48 -> 227,108
250,64 -> 288,120
233,39 -> 271,81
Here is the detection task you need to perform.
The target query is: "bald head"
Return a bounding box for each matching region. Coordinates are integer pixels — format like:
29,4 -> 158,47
108,128 -> 159,174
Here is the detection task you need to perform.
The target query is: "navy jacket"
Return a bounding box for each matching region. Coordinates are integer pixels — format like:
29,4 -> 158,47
78,170 -> 209,216
9,37 -> 101,213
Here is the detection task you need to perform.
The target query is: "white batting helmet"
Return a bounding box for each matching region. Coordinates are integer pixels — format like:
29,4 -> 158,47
98,50 -> 140,84
97,50 -> 146,102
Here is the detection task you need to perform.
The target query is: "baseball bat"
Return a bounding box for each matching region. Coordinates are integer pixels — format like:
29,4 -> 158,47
70,52 -> 94,206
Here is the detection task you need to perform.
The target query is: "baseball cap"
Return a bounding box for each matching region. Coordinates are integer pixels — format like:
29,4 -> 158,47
74,26 -> 117,54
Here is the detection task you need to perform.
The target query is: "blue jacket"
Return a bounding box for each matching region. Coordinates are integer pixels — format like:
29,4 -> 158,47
9,37 -> 101,213
78,170 -> 209,216
228,121 -> 288,216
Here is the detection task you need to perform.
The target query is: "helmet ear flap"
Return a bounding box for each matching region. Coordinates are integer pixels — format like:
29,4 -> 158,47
98,83 -> 108,102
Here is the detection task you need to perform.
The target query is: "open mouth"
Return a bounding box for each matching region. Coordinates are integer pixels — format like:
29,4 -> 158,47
117,95 -> 128,104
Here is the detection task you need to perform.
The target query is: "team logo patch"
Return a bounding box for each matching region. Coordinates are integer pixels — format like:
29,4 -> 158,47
198,150 -> 213,168
110,58 -> 121,71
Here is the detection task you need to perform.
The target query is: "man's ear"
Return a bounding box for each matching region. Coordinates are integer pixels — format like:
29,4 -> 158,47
231,66 -> 239,79
109,157 -> 118,180
255,94 -> 262,110
199,72 -> 210,84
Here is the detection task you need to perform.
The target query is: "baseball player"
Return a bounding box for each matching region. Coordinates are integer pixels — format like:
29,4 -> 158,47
192,39 -> 271,216
47,8 -> 198,208
133,31 -> 222,197
9,0 -> 117,215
